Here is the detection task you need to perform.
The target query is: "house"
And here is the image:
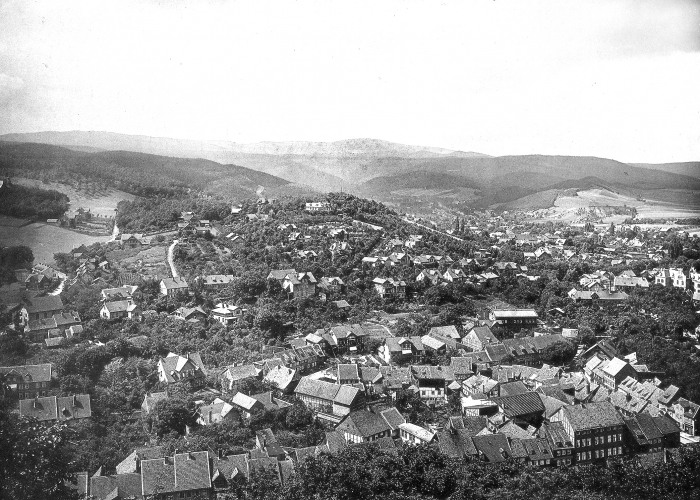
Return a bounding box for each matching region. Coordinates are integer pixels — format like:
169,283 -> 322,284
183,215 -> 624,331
159,277 -> 189,296
20,295 -> 64,326
318,276 -> 346,295
294,377 -> 363,418
221,364 -> 261,393
443,268 -> 468,283
325,324 -> 369,354
174,306 -> 207,322
200,274 -> 235,290
19,394 -> 92,423
551,401 -> 627,464
624,413 -> 679,456
115,446 -> 165,474
462,374 -> 499,397
590,357 -> 638,391
539,421 -> 574,466
0,363 -> 53,399
267,268 -> 297,282
336,408 -> 404,444
211,302 -> 246,326
140,451 -> 212,499
199,397 -> 236,424
157,352 -> 206,388
379,336 -> 425,364
429,325 -> 461,341
463,326 -> 500,352
305,201 -> 331,212
568,289 -> 629,303
472,433 -> 513,462
23,311 -> 81,343
263,365 -> 300,393
490,392 -> 546,428
399,423 -> 435,445
282,272 -> 317,299
261,345 -> 327,373
372,277 -> 407,299
337,364 -> 360,385
410,365 -> 454,404
416,269 -> 442,286
613,275 -> 650,289
101,285 -> 138,302
489,309 -> 538,331
332,299 -> 351,312
100,300 -> 141,320
670,397 -> 700,436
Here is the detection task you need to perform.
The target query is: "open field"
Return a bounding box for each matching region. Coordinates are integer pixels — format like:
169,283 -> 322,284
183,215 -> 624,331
14,177 -> 136,217
521,187 -> 700,223
0,216 -> 110,264
107,244 -> 170,281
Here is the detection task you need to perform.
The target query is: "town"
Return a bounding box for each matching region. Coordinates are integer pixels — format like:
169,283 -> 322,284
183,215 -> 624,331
2,191 -> 700,500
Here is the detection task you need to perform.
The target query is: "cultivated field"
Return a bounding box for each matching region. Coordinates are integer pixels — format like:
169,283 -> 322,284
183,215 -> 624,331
107,244 -> 170,281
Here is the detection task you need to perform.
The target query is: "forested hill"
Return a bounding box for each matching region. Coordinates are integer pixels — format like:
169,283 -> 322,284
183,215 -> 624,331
0,142 -> 295,199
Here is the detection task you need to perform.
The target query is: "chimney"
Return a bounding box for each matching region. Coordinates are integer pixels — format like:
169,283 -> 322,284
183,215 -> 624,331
72,395 -> 76,407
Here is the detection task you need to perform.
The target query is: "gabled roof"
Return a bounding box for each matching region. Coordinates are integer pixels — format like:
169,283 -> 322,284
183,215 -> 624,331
22,295 -> 64,313
0,363 -> 52,383
337,410 -> 392,438
472,433 -> 512,462
559,401 -> 625,430
491,392 -> 545,418
437,428 -> 479,458
429,325 -> 461,339
160,277 -> 189,289
141,451 -> 211,495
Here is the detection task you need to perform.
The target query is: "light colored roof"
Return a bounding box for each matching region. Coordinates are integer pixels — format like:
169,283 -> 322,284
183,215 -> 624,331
492,309 -> 538,318
602,357 -> 629,377
231,392 -> 259,411
399,422 -> 435,442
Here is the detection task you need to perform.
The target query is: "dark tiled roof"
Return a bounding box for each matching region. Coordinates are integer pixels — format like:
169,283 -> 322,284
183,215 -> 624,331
22,295 -> 64,313
510,438 -> 553,461
379,407 -> 406,430
338,364 -> 360,381
90,473 -> 142,500
499,380 -> 529,396
142,451 -> 211,495
337,410 -> 392,438
561,401 -> 625,430
472,433 -> 512,462
411,365 -> 454,381
0,363 -> 53,383
652,415 -> 681,436
491,392 -> 545,418
437,429 -> 479,458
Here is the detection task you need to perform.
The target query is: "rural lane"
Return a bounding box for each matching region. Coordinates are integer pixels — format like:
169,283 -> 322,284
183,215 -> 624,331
167,239 -> 179,278
400,217 -> 465,242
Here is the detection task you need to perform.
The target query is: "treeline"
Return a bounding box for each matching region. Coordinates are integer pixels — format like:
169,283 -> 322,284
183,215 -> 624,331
116,196 -> 231,232
0,142 -> 290,199
0,184 -> 69,220
0,245 -> 33,282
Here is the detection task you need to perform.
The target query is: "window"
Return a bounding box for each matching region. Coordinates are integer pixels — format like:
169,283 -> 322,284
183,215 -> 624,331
587,438 -> 592,447
618,433 -> 622,441
607,435 -> 611,443
617,447 -> 622,455
576,453 -> 581,461
576,440 -> 581,448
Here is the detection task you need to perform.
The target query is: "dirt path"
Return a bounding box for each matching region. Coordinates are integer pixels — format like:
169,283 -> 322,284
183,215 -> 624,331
167,239 -> 179,277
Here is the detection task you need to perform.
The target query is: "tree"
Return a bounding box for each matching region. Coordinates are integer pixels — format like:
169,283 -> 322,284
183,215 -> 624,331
149,396 -> 197,436
0,400 -> 77,500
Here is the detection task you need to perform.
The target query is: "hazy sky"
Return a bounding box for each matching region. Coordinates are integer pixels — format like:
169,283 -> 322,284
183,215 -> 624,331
0,0 -> 698,162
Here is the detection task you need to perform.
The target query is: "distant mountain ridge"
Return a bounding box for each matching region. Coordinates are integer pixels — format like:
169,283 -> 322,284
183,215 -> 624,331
1,131 -> 697,212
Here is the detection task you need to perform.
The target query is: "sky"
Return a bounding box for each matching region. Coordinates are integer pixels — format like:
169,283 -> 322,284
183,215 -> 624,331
0,0 -> 699,162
